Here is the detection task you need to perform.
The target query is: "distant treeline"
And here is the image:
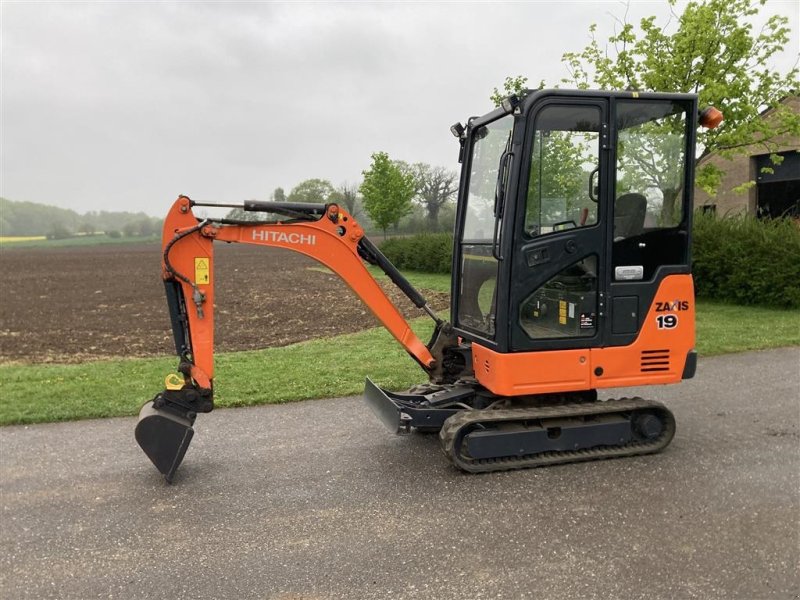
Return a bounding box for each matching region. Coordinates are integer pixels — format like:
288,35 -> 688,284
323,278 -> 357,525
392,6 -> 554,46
0,198 -> 163,238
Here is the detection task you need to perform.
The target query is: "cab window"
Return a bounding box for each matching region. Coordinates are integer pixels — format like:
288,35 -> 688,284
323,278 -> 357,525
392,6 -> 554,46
525,105 -> 601,237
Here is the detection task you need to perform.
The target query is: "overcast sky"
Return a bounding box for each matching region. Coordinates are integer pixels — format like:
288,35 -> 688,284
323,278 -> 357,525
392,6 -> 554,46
2,1 -> 798,217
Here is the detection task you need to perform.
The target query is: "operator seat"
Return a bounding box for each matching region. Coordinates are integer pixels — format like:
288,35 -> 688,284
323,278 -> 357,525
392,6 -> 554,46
614,193 -> 647,240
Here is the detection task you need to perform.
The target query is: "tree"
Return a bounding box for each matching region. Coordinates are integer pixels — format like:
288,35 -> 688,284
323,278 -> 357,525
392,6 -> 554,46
287,179 -> 334,204
360,152 -> 416,238
494,0 -> 799,197
527,130 -> 598,230
78,221 -> 96,235
272,187 -> 286,202
225,205 -> 268,222
135,217 -> 157,237
46,224 -> 72,240
334,182 -> 362,218
410,163 -> 458,231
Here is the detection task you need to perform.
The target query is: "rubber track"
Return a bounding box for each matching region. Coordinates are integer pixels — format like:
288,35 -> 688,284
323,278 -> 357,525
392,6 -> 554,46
439,397 -> 676,473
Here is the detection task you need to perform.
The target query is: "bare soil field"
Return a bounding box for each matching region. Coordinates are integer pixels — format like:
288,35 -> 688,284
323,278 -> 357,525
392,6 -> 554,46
0,242 -> 448,364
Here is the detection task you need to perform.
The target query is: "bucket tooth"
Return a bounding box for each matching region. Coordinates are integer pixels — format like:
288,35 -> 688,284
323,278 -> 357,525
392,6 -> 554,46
135,401 -> 195,483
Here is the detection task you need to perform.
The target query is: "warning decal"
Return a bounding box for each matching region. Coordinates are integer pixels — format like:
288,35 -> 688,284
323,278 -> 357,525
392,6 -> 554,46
558,300 -> 567,325
195,258 -> 210,284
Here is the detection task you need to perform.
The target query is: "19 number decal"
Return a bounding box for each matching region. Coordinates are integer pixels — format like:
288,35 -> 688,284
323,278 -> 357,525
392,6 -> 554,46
656,314 -> 678,329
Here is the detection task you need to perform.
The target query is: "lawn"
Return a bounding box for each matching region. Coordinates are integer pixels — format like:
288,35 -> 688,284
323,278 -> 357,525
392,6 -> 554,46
0,317 -> 437,425
0,294 -> 797,425
695,301 -> 800,355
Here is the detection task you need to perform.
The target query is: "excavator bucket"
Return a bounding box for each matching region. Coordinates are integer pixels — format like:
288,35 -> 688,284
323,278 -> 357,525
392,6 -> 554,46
135,401 -> 195,483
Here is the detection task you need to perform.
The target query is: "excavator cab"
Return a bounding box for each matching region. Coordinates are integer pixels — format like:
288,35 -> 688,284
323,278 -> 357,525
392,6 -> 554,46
137,88 -> 716,481
452,91 -> 699,395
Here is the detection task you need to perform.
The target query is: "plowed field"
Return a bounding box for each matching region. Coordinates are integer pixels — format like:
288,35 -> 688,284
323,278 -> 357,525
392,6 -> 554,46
0,243 -> 447,364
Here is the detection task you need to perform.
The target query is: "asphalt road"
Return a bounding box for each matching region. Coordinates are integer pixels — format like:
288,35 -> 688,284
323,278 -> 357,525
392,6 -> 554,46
1,348 -> 799,600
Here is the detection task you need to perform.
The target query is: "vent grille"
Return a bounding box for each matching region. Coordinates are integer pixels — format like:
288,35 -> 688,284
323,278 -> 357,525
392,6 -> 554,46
483,359 -> 491,375
641,349 -> 670,372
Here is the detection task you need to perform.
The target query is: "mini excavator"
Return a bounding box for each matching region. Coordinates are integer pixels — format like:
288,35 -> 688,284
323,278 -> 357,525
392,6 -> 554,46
136,89 -> 723,482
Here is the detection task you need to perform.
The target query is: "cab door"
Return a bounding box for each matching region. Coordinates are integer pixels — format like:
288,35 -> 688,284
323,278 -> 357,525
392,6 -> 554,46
508,99 -> 611,352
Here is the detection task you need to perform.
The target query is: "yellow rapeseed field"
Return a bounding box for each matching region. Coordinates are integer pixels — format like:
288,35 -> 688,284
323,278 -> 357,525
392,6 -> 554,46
0,236 -> 47,244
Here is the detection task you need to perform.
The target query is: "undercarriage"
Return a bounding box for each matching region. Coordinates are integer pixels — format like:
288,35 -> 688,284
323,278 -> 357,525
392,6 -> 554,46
365,379 -> 675,472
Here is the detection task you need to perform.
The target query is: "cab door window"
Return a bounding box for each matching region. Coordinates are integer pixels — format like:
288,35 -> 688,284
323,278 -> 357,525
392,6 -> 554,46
526,105 -> 601,237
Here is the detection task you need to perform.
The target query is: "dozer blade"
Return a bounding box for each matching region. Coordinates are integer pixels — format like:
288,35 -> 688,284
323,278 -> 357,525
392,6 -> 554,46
135,401 -> 195,483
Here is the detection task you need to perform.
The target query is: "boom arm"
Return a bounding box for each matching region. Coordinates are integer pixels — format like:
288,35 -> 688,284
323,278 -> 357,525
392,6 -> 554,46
161,195 -> 439,392
137,195 -> 460,481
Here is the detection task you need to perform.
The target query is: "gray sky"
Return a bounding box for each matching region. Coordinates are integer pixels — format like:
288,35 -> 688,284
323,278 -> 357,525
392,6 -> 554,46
2,1 -> 798,217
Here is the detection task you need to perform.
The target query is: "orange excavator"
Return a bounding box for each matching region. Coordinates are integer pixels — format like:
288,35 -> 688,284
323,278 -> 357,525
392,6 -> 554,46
136,89 -> 723,482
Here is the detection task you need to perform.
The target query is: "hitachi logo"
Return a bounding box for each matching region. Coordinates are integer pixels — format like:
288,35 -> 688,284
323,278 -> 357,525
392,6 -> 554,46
251,230 -> 316,245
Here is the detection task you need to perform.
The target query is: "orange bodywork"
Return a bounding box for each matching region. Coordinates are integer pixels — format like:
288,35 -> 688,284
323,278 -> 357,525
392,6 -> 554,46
472,274 -> 696,396
164,195 -> 695,397
161,196 -> 435,387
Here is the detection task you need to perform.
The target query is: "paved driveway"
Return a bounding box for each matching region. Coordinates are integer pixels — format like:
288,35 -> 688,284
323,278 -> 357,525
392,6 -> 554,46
1,348 -> 798,599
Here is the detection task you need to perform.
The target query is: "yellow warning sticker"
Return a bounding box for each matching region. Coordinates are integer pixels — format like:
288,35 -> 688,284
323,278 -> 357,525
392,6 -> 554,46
559,300 -> 567,325
195,258 -> 210,284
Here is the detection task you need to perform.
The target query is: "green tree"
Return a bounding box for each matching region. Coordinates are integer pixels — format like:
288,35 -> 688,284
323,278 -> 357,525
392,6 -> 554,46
225,204 -> 269,222
360,152 -> 416,238
46,224 -> 72,240
527,130 -> 597,230
287,179 -> 334,204
78,221 -> 96,235
135,217 -> 157,237
0,197 -> 81,236
494,0 -> 799,197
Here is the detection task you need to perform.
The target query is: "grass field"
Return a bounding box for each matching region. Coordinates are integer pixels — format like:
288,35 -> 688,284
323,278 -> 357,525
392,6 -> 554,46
0,296 -> 797,425
0,234 -> 159,249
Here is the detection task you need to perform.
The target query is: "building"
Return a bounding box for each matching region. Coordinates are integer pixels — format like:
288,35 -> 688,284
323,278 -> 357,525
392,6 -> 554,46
694,95 -> 799,218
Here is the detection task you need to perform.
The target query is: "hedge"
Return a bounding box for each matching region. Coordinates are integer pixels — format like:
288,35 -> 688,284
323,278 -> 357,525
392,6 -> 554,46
380,215 -> 800,309
692,213 -> 800,309
380,233 -> 453,274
